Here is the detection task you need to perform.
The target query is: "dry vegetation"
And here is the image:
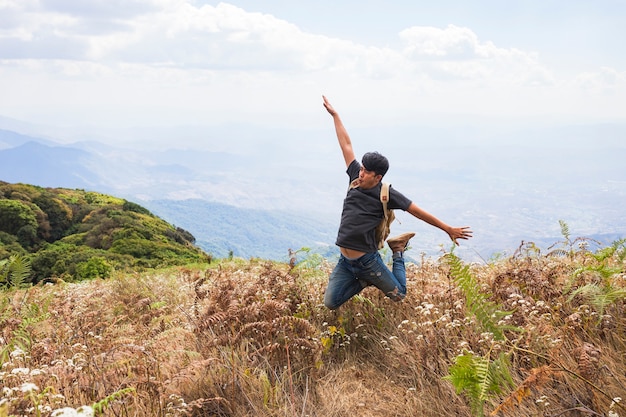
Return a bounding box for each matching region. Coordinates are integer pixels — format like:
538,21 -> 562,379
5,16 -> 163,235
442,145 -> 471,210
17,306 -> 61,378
1,239 -> 626,417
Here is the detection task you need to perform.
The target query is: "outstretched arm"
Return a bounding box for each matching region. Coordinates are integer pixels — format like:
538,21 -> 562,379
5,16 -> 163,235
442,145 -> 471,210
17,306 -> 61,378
407,202 -> 473,245
323,95 -> 355,168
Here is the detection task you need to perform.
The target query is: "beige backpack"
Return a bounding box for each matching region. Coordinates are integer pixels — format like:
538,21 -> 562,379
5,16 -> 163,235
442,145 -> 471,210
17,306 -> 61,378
349,180 -> 396,250
376,182 -> 396,249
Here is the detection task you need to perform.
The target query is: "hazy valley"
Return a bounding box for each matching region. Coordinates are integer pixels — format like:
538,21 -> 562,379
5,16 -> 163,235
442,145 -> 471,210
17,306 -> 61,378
1,118 -> 624,261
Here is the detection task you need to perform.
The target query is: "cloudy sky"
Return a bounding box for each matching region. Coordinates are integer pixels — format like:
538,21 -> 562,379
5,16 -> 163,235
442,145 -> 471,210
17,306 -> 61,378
1,0 -> 625,132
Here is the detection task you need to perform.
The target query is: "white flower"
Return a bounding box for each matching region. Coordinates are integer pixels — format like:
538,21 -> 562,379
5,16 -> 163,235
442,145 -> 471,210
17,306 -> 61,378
19,382 -> 39,393
76,406 -> 95,416
52,407 -> 79,417
10,347 -> 27,359
11,367 -> 30,375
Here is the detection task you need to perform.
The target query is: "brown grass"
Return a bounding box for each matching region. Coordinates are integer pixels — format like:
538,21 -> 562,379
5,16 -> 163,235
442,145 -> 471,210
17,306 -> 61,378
1,249 -> 625,417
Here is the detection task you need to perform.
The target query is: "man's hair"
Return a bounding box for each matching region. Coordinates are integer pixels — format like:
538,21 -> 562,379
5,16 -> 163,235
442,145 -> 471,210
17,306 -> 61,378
362,151 -> 389,177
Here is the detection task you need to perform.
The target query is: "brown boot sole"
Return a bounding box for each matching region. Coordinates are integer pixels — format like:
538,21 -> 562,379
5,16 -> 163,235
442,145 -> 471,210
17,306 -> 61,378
387,232 -> 416,252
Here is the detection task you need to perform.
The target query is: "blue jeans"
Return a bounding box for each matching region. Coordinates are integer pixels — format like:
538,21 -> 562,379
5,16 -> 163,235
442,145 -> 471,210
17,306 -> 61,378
324,252 -> 407,310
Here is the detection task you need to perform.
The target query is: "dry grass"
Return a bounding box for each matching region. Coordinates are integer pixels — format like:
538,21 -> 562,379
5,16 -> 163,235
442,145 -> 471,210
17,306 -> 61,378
1,247 -> 625,417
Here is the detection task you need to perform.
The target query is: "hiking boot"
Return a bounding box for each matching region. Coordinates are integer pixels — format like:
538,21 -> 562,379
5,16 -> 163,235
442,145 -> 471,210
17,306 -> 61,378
387,232 -> 416,253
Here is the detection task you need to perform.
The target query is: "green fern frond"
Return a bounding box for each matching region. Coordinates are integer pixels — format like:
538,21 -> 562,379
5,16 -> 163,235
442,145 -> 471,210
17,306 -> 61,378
559,220 -> 570,242
590,288 -> 626,317
0,255 -> 32,288
568,283 -> 626,318
444,252 -> 514,340
611,238 -> 626,263
92,387 -> 136,416
445,353 -> 479,395
546,249 -> 569,258
568,283 -> 602,302
475,355 -> 492,405
445,352 -> 513,417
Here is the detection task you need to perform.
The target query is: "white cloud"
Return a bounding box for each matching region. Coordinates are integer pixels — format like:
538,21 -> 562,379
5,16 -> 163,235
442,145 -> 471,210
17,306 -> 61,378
0,0 -> 624,129
576,67 -> 625,91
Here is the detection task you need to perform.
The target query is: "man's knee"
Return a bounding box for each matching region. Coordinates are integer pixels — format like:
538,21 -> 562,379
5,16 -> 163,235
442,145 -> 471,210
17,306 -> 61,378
324,292 -> 340,310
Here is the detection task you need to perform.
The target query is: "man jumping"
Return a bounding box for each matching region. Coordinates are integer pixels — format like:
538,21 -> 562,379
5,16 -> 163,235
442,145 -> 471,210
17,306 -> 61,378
322,95 -> 473,310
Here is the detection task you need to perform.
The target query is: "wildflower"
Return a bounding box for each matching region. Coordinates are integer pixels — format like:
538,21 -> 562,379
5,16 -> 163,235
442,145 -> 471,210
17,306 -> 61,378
52,407 -> 79,416
10,347 -> 27,359
535,395 -> 550,407
549,338 -> 562,347
76,406 -> 95,416
11,367 -> 30,375
19,382 -> 39,393
609,397 -> 622,417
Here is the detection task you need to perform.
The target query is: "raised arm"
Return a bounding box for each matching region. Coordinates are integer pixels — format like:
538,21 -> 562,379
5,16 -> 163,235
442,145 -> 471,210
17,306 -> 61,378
407,202 -> 473,245
323,95 -> 355,168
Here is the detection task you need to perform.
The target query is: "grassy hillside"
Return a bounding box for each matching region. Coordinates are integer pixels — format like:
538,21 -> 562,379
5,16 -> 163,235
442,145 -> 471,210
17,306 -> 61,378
0,182 -> 210,284
1,236 -> 625,416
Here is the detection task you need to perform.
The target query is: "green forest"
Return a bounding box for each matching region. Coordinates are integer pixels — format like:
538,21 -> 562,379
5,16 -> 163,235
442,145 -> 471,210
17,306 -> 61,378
0,181 -> 209,284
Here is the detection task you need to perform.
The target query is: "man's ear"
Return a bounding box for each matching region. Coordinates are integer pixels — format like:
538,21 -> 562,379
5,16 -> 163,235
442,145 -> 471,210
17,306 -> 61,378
375,174 -> 383,183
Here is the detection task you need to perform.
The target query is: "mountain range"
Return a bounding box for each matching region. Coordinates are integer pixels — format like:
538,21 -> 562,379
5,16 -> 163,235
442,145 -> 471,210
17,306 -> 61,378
1,119 -> 625,262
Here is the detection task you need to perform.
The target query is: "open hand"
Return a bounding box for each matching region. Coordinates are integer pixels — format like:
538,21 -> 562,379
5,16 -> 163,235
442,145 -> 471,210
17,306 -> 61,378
448,226 -> 473,245
322,95 -> 337,116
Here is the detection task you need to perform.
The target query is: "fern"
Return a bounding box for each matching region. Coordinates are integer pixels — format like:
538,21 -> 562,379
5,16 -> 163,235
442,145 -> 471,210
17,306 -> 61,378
559,219 -> 570,243
92,387 -> 136,416
0,291 -> 50,365
569,284 -> 626,318
444,252 -> 517,416
0,255 -> 32,288
445,252 -> 515,341
548,220 -> 598,258
566,238 -> 626,318
445,351 -> 513,417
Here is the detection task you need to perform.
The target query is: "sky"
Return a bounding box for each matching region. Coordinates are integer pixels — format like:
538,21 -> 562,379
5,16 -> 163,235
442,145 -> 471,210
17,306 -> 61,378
1,0 -> 625,135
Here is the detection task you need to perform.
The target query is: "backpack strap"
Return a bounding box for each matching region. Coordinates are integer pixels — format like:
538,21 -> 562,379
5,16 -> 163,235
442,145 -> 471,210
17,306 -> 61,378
380,182 -> 390,212
348,180 -> 391,213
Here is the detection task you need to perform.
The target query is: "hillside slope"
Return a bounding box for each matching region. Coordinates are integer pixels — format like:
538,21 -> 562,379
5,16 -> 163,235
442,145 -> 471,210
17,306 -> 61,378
142,198 -> 338,261
1,244 -> 625,416
0,181 -> 209,283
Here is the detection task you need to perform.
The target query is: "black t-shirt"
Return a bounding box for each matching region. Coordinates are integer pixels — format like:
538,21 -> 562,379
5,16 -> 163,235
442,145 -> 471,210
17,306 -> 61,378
336,159 -> 412,252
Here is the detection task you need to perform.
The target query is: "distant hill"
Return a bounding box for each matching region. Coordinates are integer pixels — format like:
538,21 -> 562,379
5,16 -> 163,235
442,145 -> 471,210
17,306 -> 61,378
0,141 -> 99,189
0,129 -> 42,149
142,199 -> 339,261
0,182 -> 209,284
